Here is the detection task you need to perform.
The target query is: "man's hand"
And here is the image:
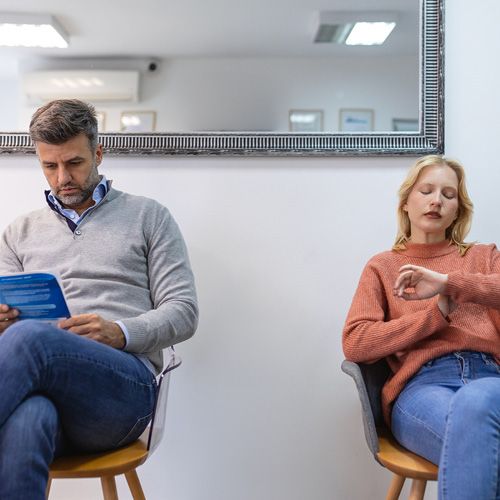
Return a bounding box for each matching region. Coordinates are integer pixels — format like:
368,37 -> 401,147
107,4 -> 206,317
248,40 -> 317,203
393,264 -> 448,300
0,304 -> 19,334
58,314 -> 126,349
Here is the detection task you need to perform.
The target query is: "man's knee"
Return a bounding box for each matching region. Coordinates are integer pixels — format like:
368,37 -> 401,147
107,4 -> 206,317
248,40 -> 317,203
3,320 -> 60,353
1,395 -> 59,447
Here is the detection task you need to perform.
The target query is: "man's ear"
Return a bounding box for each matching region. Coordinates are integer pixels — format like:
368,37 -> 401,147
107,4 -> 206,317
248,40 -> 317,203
95,144 -> 103,167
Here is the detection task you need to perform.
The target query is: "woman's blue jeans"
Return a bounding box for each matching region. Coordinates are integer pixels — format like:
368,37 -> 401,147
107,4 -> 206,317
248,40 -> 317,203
0,320 -> 157,500
392,351 -> 500,500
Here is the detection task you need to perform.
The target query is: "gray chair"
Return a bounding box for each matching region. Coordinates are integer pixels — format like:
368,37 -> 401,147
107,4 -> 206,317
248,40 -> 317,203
342,359 -> 438,500
47,353 -> 182,500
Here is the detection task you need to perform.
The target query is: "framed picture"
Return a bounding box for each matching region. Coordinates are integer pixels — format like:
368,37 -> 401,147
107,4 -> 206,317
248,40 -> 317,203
392,118 -> 419,132
289,109 -> 324,132
120,111 -> 157,132
339,109 -> 374,132
95,111 -> 106,132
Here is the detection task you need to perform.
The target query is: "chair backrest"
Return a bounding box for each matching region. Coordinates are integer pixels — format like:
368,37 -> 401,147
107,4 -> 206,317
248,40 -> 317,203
146,352 -> 182,455
341,358 -> 391,458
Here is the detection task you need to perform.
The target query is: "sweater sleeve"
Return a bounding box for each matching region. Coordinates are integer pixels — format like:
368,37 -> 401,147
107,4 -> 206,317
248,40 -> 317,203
120,207 -> 198,353
0,225 -> 23,275
445,245 -> 500,309
342,260 -> 449,363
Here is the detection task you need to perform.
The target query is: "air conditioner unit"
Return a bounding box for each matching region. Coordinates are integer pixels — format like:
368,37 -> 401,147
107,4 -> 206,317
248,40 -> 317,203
22,70 -> 140,103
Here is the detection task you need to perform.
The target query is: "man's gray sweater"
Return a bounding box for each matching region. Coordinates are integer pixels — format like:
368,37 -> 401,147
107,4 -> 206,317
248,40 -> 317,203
0,187 -> 198,373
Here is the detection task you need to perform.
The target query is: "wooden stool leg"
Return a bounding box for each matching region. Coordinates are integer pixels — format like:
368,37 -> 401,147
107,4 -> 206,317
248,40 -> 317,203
46,477 -> 52,499
125,469 -> 146,500
101,476 -> 119,500
386,474 -> 405,500
409,479 -> 427,500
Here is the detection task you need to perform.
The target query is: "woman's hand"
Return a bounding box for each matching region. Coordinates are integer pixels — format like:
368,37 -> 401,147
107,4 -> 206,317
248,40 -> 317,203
394,265 -> 456,317
393,264 -> 448,300
437,294 -> 457,317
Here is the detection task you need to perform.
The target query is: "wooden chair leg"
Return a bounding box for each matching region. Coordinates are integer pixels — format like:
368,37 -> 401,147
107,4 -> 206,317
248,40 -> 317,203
386,474 -> 405,500
101,475 -> 119,500
125,469 -> 146,500
46,477 -> 52,499
409,479 -> 427,500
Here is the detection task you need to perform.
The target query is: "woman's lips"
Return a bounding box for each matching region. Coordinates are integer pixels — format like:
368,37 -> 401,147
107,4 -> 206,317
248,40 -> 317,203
424,211 -> 441,219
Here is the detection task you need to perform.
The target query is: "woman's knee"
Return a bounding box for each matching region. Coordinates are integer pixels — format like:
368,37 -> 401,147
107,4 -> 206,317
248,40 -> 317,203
451,378 -> 500,421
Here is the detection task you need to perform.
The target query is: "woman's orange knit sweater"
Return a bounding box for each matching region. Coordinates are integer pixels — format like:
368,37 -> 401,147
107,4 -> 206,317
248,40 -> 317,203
342,240 -> 500,426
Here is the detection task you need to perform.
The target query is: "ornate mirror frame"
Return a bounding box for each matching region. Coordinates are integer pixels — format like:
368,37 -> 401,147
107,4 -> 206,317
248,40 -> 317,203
0,0 -> 443,157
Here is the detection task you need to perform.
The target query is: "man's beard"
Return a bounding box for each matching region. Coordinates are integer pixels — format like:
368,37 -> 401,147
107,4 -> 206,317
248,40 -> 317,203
57,167 -> 101,208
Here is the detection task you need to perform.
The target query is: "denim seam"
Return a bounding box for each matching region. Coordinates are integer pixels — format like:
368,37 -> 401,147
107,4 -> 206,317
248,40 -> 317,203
44,353 -> 155,388
394,401 -> 444,445
439,394 -> 456,500
114,411 -> 153,448
490,425 -> 499,499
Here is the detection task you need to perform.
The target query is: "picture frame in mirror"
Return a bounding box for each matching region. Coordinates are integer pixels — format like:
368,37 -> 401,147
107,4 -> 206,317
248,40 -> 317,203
96,111 -> 106,132
392,118 -> 419,132
288,109 -> 324,132
120,111 -> 157,132
339,109 -> 374,132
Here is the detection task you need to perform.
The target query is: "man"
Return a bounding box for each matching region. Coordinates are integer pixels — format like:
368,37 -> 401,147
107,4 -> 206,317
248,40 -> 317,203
0,99 -> 198,499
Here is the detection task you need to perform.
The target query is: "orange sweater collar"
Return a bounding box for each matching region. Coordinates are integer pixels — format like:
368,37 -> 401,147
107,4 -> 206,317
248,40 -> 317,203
397,240 -> 459,258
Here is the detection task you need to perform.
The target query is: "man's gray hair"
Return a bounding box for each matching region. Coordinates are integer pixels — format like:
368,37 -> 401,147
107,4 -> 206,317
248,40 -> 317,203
29,99 -> 99,151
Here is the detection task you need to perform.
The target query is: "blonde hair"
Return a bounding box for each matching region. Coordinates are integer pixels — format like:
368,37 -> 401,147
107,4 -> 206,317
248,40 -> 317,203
393,155 -> 474,255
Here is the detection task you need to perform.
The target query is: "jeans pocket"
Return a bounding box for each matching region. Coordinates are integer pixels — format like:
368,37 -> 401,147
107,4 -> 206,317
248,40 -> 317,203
482,355 -> 500,374
115,412 -> 152,448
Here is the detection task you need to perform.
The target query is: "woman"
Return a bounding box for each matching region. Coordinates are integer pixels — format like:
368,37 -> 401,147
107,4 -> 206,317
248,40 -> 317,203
343,155 -> 500,499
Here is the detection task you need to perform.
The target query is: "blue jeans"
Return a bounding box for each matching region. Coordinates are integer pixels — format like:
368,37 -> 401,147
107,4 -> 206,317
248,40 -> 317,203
392,351 -> 500,500
0,320 -> 157,500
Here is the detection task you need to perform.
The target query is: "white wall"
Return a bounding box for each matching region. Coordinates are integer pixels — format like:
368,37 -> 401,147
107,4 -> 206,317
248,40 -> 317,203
13,55 -> 417,133
0,78 -> 19,131
0,1 -> 498,499
144,56 -> 417,132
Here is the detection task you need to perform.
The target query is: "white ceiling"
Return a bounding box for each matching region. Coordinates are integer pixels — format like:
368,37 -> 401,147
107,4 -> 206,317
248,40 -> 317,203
0,0 -> 418,70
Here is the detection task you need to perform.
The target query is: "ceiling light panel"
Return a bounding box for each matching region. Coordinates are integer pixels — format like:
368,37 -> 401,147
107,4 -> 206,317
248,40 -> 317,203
312,11 -> 397,46
0,12 -> 68,48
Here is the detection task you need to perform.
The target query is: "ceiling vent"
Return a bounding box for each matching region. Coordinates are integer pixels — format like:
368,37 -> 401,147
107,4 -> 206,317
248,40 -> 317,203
22,69 -> 140,103
313,11 -> 397,45
314,23 -> 353,44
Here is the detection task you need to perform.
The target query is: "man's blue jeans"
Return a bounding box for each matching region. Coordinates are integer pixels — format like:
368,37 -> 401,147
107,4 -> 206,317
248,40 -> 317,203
392,351 -> 500,500
0,320 -> 157,500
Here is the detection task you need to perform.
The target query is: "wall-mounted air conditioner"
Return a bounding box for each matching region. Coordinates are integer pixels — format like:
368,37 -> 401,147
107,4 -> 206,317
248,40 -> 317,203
22,70 -> 140,103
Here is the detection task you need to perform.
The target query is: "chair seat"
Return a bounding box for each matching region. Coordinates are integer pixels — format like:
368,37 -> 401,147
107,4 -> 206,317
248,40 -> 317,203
376,428 -> 438,481
49,437 -> 149,479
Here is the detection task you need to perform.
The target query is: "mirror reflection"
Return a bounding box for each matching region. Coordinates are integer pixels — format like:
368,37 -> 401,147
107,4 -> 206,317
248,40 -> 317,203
0,0 -> 419,134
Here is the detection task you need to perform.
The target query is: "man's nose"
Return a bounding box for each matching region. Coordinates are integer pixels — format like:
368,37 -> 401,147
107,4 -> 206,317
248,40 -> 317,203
57,166 -> 71,185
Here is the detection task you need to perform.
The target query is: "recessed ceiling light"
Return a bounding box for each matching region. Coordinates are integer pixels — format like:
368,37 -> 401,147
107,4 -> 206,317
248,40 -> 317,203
312,11 -> 397,46
345,22 -> 396,46
0,13 -> 69,48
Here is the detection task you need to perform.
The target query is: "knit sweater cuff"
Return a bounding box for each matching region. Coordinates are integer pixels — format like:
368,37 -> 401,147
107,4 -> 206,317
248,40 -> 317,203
445,271 -> 500,304
120,318 -> 150,353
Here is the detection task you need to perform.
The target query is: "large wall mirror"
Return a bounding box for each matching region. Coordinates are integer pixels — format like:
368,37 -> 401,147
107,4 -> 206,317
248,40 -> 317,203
0,0 -> 443,156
